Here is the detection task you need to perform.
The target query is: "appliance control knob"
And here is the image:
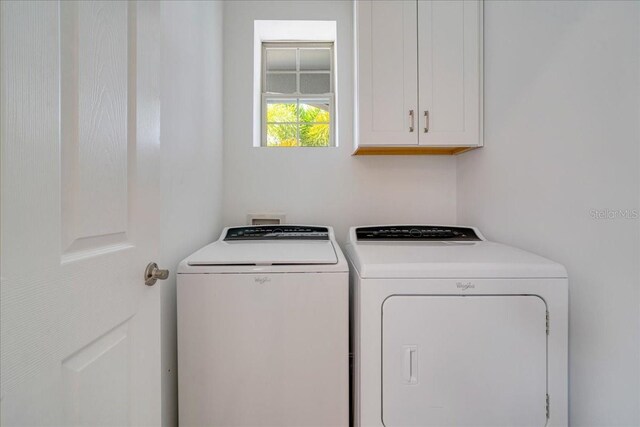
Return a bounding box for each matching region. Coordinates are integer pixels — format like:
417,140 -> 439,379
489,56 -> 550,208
410,228 -> 422,237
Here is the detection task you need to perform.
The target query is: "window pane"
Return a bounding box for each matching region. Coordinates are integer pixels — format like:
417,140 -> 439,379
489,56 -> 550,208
266,73 -> 296,94
267,124 -> 298,146
300,123 -> 330,147
266,101 -> 297,123
299,100 -> 330,123
266,48 -> 296,71
300,49 -> 331,71
300,73 -> 330,94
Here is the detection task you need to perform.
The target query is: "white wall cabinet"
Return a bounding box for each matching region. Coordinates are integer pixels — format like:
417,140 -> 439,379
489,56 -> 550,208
355,0 -> 483,155
355,1 -> 419,147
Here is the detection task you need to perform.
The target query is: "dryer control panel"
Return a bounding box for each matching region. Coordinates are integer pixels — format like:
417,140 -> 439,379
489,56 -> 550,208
356,225 -> 481,241
224,225 -> 329,241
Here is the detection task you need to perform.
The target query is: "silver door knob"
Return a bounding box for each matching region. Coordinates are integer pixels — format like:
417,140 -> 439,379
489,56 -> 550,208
145,262 -> 169,286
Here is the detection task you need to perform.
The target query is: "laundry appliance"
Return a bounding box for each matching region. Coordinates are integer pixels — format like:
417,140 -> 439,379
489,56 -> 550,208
345,225 -> 568,427
177,225 -> 349,427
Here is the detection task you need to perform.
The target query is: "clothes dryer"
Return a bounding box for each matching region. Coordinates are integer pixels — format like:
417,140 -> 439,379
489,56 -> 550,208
345,225 -> 568,427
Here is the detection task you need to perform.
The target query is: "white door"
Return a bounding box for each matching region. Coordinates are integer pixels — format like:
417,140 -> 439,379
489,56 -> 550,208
382,295 -> 547,427
356,0 -> 418,147
1,1 -> 162,425
418,0 -> 482,147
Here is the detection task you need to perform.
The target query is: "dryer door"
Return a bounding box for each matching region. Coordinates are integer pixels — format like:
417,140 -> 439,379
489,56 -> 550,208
382,295 -> 547,427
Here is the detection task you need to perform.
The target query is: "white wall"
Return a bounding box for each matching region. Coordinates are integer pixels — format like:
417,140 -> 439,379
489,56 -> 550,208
222,1 -> 457,242
160,2 -> 224,426
457,1 -> 640,425
223,1 -> 639,424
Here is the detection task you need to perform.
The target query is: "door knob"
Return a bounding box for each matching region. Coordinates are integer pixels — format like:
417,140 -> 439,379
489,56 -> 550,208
145,262 -> 169,286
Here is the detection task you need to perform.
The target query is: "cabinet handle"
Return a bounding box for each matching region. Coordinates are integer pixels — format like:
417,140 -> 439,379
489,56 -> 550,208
424,110 -> 429,133
409,110 -> 415,132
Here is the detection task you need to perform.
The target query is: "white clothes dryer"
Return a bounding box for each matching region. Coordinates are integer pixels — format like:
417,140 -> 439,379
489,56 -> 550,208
345,225 -> 568,427
178,225 -> 349,427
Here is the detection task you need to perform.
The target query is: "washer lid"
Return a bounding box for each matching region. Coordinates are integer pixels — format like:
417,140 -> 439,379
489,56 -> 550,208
186,240 -> 338,266
178,225 -> 348,274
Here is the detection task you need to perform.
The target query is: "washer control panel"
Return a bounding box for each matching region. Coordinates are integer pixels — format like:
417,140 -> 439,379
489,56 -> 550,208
356,225 -> 480,241
224,225 -> 329,241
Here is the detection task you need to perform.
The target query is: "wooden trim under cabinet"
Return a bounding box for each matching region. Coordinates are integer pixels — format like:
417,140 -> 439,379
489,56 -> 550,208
353,146 -> 479,156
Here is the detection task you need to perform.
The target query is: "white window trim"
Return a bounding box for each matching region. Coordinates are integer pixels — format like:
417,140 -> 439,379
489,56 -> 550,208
261,42 -> 336,147
253,20 -> 338,148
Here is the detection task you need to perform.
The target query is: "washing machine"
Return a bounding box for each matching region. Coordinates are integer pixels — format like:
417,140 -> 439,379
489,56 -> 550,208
345,225 -> 568,427
177,225 -> 349,427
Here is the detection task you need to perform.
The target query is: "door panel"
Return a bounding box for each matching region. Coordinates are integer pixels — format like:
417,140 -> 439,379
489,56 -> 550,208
382,295 -> 547,427
356,0 -> 418,146
60,0 -> 130,258
418,0 -> 481,146
1,1 -> 161,425
62,321 -> 131,426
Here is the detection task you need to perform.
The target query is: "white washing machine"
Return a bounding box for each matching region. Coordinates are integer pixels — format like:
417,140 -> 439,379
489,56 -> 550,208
345,225 -> 568,427
177,225 -> 349,427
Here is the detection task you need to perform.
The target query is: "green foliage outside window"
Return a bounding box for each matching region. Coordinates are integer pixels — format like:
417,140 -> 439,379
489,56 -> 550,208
266,102 -> 330,147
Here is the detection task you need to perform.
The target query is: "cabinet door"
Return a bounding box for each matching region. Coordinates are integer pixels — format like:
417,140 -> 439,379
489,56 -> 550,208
356,0 -> 418,146
418,0 -> 482,147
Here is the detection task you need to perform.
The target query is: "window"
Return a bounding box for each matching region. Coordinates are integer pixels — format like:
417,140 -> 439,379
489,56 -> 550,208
262,42 -> 334,147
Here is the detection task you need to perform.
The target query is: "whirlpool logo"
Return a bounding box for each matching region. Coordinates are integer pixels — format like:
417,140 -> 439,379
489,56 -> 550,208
254,276 -> 271,284
456,281 -> 475,290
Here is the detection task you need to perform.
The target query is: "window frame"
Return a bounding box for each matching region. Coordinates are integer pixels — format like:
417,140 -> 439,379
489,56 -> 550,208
261,41 -> 335,147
